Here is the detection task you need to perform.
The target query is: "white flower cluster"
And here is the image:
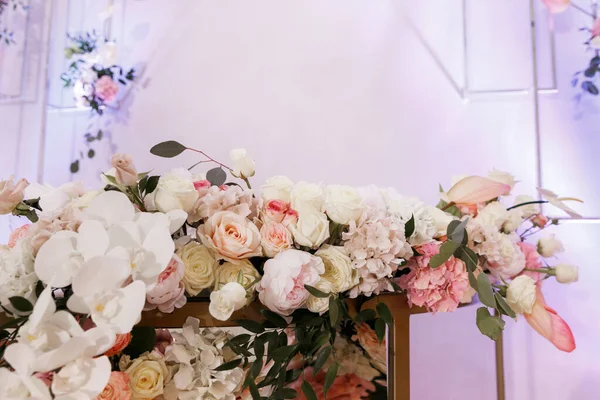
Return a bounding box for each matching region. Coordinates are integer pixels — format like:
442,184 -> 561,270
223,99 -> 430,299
0,240 -> 37,315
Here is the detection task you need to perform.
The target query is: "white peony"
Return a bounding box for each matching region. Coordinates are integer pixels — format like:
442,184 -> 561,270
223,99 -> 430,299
153,169 -> 199,213
315,245 -> 358,293
261,176 -> 294,202
291,182 -> 324,213
323,185 -> 364,225
230,149 -> 256,179
289,209 -> 330,248
488,169 -> 516,195
506,275 -> 536,314
209,282 -> 247,321
555,264 -> 578,284
537,235 -> 564,258
306,279 -> 333,314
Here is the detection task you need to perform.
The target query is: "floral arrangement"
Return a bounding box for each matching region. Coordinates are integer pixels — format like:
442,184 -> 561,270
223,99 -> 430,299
0,0 -> 28,46
0,140 -> 581,399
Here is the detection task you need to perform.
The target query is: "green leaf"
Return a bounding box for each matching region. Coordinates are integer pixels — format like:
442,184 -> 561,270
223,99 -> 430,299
323,362 -> 339,397
251,357 -> 263,378
495,293 -> 516,319
124,326 -> 157,358
70,160 -> 79,173
0,316 -> 26,330
260,309 -> 288,328
150,140 -> 187,158
234,319 -> 265,334
145,176 -> 160,194
447,218 -> 469,244
376,302 -> 393,326
455,246 -> 478,272
248,378 -> 261,400
476,307 -> 505,341
87,149 -> 95,158
138,176 -> 148,193
97,130 -> 104,140
254,336 -> 265,360
214,358 -> 242,371
429,240 -> 460,268
102,174 -> 118,185
582,81 -> 599,95
265,331 -> 279,358
207,167 -> 227,186
270,345 -> 298,362
468,271 -> 478,291
35,281 -> 45,298
354,309 -> 377,323
305,284 -> 330,298
302,381 -> 318,400
404,214 -> 415,238
390,279 -> 403,292
328,297 -> 340,326
476,273 -> 496,308
311,331 -> 331,354
280,388 -> 298,399
375,318 -> 386,343
229,333 -> 252,345
8,297 -> 33,313
313,346 -> 332,375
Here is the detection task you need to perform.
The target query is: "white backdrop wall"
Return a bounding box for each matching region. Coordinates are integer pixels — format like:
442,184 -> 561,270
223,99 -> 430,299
2,0 -> 600,399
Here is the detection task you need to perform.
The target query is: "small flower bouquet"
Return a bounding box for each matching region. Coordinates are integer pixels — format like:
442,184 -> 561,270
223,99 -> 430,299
60,31 -> 135,115
0,141 -> 581,399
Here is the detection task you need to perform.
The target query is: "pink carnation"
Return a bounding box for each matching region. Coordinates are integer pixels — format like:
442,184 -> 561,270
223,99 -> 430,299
517,242 -> 544,282
144,256 -> 187,313
398,242 -> 469,313
94,76 -> 119,102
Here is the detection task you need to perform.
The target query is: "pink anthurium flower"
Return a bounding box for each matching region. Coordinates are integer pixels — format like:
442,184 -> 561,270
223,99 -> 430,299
541,0 -> 570,14
446,176 -> 510,205
524,285 -> 576,352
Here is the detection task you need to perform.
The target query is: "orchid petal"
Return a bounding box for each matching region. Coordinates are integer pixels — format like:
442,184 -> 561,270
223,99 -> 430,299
28,285 -> 56,329
111,281 -> 146,334
71,256 -> 130,296
541,0 -> 570,13
86,191 -> 135,226
82,327 -> 116,356
5,343 -> 36,374
524,285 -> 576,352
446,176 -> 511,205
49,311 -> 85,337
77,220 -> 109,261
36,336 -> 94,372
77,356 -> 111,399
107,222 -> 142,250
142,224 -> 175,271
167,209 -> 187,234
34,232 -> 80,287
66,295 -> 89,314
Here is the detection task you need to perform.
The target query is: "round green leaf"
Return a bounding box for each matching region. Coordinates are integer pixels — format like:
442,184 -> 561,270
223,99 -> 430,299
150,140 -> 187,158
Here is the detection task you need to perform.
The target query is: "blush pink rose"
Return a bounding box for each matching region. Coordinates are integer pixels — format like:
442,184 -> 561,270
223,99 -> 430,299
517,242 -> 545,282
96,372 -> 132,400
0,176 -> 28,215
110,153 -> 138,186
8,224 -> 30,248
95,76 -> 119,102
257,249 -> 324,316
105,333 -> 132,357
398,242 -> 469,313
260,221 -> 292,257
289,367 -> 376,400
198,210 -> 262,262
144,256 -> 187,313
263,199 -> 298,226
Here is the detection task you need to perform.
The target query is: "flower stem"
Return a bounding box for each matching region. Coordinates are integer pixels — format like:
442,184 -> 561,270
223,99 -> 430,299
507,200 -> 548,211
186,147 -> 232,171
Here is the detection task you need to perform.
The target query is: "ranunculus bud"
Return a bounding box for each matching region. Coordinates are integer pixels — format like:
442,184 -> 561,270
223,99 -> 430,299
0,176 -> 29,214
110,153 -> 138,186
555,264 -> 578,284
230,148 -> 255,179
506,275 -> 537,314
537,235 -> 564,258
531,214 -> 549,228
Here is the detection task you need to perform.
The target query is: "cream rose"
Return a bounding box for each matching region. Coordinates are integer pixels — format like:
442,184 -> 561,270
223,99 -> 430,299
291,182 -> 324,212
125,351 -> 170,400
261,176 -> 294,202
555,264 -> 578,284
307,279 -> 333,314
537,235 -> 564,258
176,241 -> 217,296
260,221 -> 293,257
0,176 -> 28,215
198,211 -> 262,262
323,185 -> 364,225
506,275 -> 536,314
315,245 -> 358,293
230,148 -> 256,179
289,209 -> 329,248
214,260 -> 261,303
154,170 -> 199,213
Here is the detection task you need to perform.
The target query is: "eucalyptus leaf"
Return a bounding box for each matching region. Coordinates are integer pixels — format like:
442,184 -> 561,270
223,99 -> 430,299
447,218 -> 469,244
476,273 -> 496,308
354,309 -> 377,323
404,214 -> 415,238
70,160 -> 79,173
8,296 -> 33,313
150,140 -> 187,158
305,284 -> 330,298
270,345 -> 298,362
495,293 -> 516,319
207,167 -> 227,186
251,357 -> 263,378
145,176 -> 160,194
468,271 -> 478,291
429,240 -> 460,268
214,358 -> 242,371
280,388 -> 297,399
248,378 -> 260,400
302,381 -> 318,400
234,319 -> 265,334
476,307 -> 505,340
455,246 -> 478,272
376,302 -> 393,326
375,318 -> 386,343
323,362 -> 339,397
328,297 -> 339,326
311,332 -> 331,354
260,309 -> 288,328
313,346 -> 332,375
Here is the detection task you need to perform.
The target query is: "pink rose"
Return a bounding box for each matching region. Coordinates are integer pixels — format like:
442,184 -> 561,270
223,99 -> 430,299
517,242 -> 545,282
95,75 -> 119,102
398,242 -> 469,313
144,256 -> 187,313
8,224 -> 30,248
0,176 -> 28,214
260,221 -> 292,257
263,199 -> 298,226
96,372 -> 132,400
110,153 -> 138,186
198,210 -> 262,262
105,333 -> 132,357
257,249 -> 324,316
353,323 -> 387,373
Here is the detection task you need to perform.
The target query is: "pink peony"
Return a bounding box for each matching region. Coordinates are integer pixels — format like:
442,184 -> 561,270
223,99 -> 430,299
94,75 -> 119,102
144,256 -> 187,313
398,242 -> 469,313
352,323 -> 387,374
289,367 -> 376,400
105,333 -> 132,357
257,249 -> 324,316
96,371 -> 132,400
154,329 -> 173,355
517,242 -> 545,282
8,224 -> 30,248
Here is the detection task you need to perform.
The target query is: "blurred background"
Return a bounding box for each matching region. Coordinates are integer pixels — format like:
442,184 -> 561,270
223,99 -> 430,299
0,0 -> 598,398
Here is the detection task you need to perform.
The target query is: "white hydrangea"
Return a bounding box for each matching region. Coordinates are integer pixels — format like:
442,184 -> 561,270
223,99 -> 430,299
384,193 -> 437,245
0,241 -> 38,315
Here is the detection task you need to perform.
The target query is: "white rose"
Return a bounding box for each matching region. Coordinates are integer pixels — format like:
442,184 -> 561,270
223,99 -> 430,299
506,275 -> 537,314
154,170 -> 199,213
97,42 -> 118,66
502,209 -> 523,233
289,209 -> 329,248
475,202 -> 508,229
323,185 -> 364,225
214,260 -> 261,304
555,264 -> 578,284
315,245 -> 358,293
230,149 -> 256,179
537,235 -> 564,258
261,176 -> 294,202
488,169 -> 516,195
176,242 -> 217,296
425,206 -> 454,237
307,279 -> 333,314
513,195 -> 540,218
291,182 -> 324,213
209,282 -> 247,321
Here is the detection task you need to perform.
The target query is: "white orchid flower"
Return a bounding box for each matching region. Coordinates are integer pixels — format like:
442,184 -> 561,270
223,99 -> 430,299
51,356 -> 111,400
538,188 -> 583,218
67,258 -> 146,334
0,345 -> 52,400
